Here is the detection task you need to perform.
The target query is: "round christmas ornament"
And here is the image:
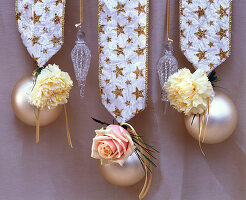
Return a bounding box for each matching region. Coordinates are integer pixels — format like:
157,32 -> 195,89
184,90 -> 237,144
11,76 -> 63,126
98,152 -> 145,186
14,0 -> 73,146
91,119 -> 157,199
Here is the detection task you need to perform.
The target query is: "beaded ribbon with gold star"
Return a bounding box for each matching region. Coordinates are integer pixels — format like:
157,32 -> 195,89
179,0 -> 232,74
98,0 -> 149,123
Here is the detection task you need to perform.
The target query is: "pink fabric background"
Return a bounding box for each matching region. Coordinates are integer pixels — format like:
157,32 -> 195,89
0,0 -> 245,199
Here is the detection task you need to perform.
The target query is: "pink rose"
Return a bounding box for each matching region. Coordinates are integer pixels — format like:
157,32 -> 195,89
91,125 -> 135,166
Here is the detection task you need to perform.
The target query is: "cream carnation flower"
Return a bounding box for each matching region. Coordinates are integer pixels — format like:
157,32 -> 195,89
164,68 -> 214,115
28,64 -> 73,110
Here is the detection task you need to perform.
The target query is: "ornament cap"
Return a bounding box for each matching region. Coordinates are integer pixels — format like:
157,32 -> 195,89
76,29 -> 86,44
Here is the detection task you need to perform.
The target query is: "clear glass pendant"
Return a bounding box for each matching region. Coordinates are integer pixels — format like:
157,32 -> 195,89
157,41 -> 178,102
71,28 -> 91,99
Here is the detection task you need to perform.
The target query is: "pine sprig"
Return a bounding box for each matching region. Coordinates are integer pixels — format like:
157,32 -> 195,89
208,70 -> 220,87
91,117 -> 110,126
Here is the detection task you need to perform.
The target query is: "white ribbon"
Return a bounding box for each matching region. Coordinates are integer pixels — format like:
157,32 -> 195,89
98,0 -> 149,123
179,0 -> 232,74
15,0 -> 66,67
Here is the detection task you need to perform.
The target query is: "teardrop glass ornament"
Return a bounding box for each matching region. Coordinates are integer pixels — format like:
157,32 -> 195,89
71,28 -> 91,99
157,41 -> 178,102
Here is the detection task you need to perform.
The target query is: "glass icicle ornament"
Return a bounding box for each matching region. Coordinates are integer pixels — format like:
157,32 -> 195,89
71,28 -> 91,99
157,41 -> 178,102
157,0 -> 178,113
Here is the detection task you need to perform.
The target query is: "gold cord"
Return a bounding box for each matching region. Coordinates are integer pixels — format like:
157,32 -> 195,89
64,105 -> 73,148
75,0 -> 83,27
166,0 -> 173,42
36,108 -> 40,144
121,123 -> 152,200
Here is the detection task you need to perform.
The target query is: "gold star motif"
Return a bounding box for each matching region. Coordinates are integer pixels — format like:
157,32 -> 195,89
209,0 -> 214,4
113,23 -> 125,37
112,107 -> 123,118
105,79 -> 110,84
216,48 -> 228,60
180,7 -> 185,16
113,44 -> 125,56
99,25 -> 105,34
52,13 -> 62,24
132,87 -> 144,100
133,108 -> 143,115
29,36 -> 40,46
32,54 -> 40,64
34,0 -> 43,3
195,49 -> 207,62
127,16 -> 132,23
126,80 -> 131,85
99,45 -> 104,54
42,49 -> 47,54
56,0 -> 63,6
216,28 -> 227,40
134,2 -> 146,16
134,45 -> 145,56
50,35 -> 61,47
113,2 -> 126,16
127,59 -> 132,64
134,24 -> 145,37
216,5 -> 229,19
105,57 -> 111,63
113,65 -> 124,78
187,41 -> 193,47
44,6 -> 50,12
209,20 -> 214,26
187,0 -> 192,4
208,42 -> 214,48
194,27 -> 207,40
106,37 -> 112,43
133,66 -> 144,79
125,101 -> 130,106
106,15 -> 111,22
16,12 -> 22,21
127,37 -> 132,43
186,20 -> 192,26
112,86 -> 124,99
194,6 -> 207,19
209,63 -> 214,69
180,29 -> 186,38
106,98 -> 111,104
30,12 -> 41,24
99,3 -> 105,13
24,4 -> 28,10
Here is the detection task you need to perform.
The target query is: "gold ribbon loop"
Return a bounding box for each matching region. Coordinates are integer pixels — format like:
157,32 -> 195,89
121,123 -> 152,200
